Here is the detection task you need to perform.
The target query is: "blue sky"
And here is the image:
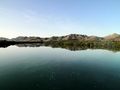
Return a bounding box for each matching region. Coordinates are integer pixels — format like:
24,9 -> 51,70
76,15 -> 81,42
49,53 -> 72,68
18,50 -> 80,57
0,0 -> 120,38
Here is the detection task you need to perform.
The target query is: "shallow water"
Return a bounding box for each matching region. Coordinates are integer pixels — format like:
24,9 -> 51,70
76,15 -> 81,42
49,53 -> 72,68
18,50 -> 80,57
0,46 -> 120,90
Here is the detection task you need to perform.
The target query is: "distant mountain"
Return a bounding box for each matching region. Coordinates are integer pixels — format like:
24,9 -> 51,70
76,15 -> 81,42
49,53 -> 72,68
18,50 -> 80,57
60,34 -> 88,41
1,33 -> 120,42
11,36 -> 42,42
86,36 -> 103,41
46,34 -> 103,41
0,37 -> 9,41
104,33 -> 120,41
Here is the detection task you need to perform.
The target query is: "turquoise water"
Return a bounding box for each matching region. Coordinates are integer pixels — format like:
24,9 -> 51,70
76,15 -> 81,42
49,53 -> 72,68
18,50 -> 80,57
0,46 -> 120,90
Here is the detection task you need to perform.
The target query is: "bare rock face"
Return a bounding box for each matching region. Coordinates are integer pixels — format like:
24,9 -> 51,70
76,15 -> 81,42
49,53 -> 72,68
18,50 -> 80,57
104,33 -> 120,41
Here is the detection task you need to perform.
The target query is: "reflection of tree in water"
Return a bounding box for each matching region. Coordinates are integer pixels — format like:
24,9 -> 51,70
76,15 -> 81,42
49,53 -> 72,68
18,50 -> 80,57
16,43 -> 120,52
0,40 -> 15,48
16,43 -> 44,47
1,40 -> 120,52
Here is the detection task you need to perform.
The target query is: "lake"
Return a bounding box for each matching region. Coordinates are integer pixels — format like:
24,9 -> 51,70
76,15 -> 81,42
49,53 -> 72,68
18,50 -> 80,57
0,45 -> 120,90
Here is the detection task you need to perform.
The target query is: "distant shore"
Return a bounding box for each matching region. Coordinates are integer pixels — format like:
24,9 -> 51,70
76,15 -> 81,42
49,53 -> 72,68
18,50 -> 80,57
0,33 -> 120,50
0,40 -> 120,52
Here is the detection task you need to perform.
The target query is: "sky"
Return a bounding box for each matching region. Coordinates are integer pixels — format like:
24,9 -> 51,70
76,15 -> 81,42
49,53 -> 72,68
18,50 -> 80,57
0,0 -> 120,38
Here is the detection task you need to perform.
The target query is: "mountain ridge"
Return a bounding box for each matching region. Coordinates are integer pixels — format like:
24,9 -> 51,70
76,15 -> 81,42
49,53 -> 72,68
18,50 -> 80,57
0,33 -> 120,42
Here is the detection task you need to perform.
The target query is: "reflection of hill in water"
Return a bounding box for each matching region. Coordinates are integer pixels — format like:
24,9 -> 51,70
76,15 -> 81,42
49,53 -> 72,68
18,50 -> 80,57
0,45 -> 9,48
16,43 -> 44,47
1,43 -> 120,52
15,43 -> 120,52
16,43 -> 88,50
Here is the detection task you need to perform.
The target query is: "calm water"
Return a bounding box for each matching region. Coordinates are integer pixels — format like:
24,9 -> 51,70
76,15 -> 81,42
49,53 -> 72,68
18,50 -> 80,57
0,46 -> 120,90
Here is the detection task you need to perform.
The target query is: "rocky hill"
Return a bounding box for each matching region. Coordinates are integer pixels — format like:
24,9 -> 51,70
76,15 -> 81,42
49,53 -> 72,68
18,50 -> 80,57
104,33 -> 120,41
0,37 -> 9,41
11,36 -> 43,42
0,33 -> 120,42
43,34 -> 104,42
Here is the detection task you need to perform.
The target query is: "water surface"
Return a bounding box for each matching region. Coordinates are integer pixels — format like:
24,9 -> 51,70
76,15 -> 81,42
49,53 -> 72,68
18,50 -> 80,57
0,46 -> 120,90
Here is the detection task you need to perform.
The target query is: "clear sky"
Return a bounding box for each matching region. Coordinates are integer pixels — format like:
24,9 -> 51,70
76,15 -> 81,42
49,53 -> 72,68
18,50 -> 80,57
0,0 -> 120,38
